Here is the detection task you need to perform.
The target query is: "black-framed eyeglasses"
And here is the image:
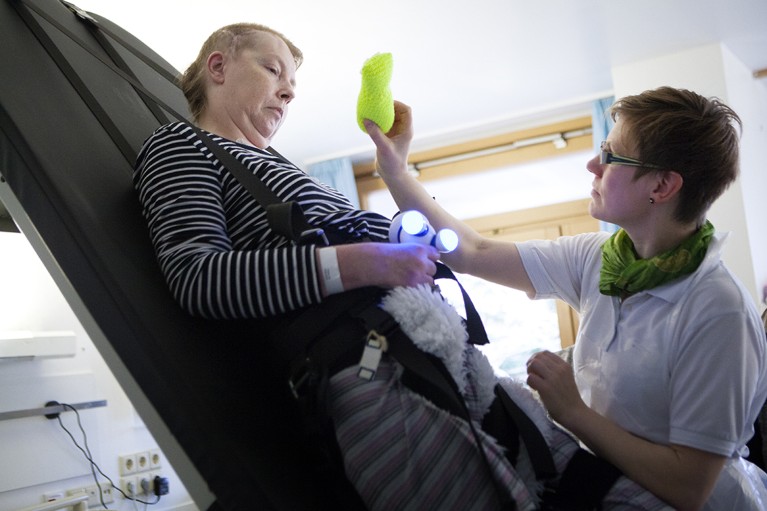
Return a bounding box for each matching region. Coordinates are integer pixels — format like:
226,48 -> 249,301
600,141 -> 662,169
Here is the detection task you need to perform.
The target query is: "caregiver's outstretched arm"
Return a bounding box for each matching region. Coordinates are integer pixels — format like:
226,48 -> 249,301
364,101 -> 535,296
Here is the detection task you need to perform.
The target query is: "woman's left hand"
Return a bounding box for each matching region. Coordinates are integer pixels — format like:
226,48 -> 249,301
526,350 -> 586,427
527,351 -> 728,510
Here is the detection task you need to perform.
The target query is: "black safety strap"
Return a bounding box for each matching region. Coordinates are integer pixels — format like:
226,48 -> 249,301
11,0 -> 137,165
494,384 -> 557,481
492,384 -> 622,509
21,0 -> 184,117
189,125 -> 321,245
58,0 -> 180,84
434,263 -> 489,345
273,287 -> 383,369
541,449 -> 623,511
73,8 -> 172,127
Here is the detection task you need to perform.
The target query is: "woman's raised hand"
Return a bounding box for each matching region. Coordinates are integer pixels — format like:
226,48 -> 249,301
364,100 -> 414,180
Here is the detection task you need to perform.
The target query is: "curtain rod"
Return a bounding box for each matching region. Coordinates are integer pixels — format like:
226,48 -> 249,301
411,127 -> 593,172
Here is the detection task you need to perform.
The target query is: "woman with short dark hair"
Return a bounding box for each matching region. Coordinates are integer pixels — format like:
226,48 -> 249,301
369,87 -> 767,510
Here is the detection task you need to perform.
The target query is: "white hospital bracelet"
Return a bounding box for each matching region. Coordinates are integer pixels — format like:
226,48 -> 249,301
318,246 -> 344,295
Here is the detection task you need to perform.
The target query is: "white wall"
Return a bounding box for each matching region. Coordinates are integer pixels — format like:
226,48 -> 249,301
612,43 -> 767,307
722,47 -> 767,308
0,232 -> 197,511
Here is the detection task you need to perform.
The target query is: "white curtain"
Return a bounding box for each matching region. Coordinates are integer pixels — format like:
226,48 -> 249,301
592,96 -> 618,233
307,157 -> 361,209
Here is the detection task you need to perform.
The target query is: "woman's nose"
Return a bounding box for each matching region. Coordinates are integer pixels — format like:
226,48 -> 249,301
279,80 -> 295,103
586,154 -> 603,176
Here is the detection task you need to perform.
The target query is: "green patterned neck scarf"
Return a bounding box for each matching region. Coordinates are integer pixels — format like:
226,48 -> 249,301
599,220 -> 715,297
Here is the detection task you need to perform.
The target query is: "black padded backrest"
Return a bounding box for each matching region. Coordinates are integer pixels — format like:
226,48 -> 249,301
0,1 -> 343,509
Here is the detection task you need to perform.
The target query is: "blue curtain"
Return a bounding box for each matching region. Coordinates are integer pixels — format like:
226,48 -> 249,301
591,96 -> 615,150
592,96 -> 618,233
307,157 -> 361,209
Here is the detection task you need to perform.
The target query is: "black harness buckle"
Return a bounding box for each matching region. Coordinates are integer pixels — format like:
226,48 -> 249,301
299,228 -> 329,246
288,357 -> 319,399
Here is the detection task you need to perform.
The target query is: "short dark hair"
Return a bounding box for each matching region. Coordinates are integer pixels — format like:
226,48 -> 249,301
610,86 -> 742,224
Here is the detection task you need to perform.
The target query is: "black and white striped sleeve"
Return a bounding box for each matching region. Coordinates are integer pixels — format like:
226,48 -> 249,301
133,124 -> 325,320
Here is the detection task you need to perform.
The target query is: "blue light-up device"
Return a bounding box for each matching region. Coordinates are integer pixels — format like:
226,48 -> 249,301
388,210 -> 458,253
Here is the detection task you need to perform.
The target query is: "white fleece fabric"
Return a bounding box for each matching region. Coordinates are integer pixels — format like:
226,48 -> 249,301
379,284 -> 552,438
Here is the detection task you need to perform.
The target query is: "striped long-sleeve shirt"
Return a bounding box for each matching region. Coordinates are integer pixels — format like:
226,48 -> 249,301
133,122 -> 390,320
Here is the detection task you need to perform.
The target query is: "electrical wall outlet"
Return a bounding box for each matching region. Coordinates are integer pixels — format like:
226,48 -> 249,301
120,476 -> 139,499
149,448 -> 162,469
99,485 -> 115,504
139,472 -> 155,495
136,451 -> 151,472
120,448 -> 161,476
119,453 -> 137,475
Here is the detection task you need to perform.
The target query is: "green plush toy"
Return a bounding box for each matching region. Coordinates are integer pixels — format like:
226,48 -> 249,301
356,52 -> 394,133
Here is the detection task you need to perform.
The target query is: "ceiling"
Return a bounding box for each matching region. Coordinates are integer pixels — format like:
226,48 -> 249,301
66,0 -> 766,169
0,1 -> 761,173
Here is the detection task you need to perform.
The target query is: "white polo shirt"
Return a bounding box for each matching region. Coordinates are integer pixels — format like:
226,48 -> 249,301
517,231 -> 767,458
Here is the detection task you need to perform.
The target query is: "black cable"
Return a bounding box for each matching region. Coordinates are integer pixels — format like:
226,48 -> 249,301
55,403 -> 161,507
55,403 -> 109,508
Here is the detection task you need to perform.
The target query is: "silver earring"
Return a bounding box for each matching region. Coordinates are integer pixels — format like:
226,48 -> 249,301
649,197 -> 655,204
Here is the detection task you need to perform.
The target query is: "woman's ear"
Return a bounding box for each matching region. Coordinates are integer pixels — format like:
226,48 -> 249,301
206,51 -> 226,84
652,170 -> 684,203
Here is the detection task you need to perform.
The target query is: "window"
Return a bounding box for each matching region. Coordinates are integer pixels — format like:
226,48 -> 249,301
354,116 -> 599,377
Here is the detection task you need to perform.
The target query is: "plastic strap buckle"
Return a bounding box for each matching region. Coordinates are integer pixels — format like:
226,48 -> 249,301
288,358 -> 316,399
299,228 -> 329,246
357,330 -> 388,381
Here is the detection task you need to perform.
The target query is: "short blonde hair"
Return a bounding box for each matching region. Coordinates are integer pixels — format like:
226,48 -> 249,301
179,23 -> 303,122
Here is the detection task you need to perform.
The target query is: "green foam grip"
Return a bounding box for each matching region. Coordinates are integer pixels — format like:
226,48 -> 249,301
356,52 -> 394,133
